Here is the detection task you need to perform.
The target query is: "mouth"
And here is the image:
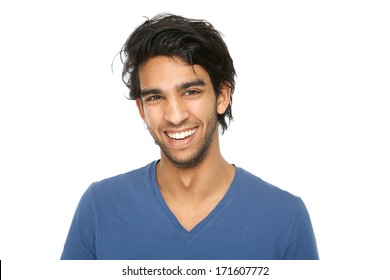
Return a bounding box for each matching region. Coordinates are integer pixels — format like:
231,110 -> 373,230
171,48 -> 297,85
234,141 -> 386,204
166,127 -> 197,140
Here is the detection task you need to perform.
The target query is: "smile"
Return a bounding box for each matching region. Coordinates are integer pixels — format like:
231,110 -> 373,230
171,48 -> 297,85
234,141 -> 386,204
166,128 -> 197,140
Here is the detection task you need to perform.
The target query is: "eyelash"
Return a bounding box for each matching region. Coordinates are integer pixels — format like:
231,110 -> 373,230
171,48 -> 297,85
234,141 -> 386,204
145,89 -> 201,102
184,90 -> 199,96
146,95 -> 162,102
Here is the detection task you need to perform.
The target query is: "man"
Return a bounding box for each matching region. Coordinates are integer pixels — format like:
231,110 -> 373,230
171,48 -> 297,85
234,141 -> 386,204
61,13 -> 319,260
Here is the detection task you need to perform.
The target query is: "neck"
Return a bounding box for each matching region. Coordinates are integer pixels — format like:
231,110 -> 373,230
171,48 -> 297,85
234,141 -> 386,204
156,140 -> 234,201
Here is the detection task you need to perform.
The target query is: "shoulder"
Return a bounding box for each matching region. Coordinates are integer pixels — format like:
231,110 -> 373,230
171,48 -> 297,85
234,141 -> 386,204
85,161 -> 156,198
234,167 -> 304,210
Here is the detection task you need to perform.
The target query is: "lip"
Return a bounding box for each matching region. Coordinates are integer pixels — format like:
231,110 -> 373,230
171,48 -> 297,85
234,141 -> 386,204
164,127 -> 198,147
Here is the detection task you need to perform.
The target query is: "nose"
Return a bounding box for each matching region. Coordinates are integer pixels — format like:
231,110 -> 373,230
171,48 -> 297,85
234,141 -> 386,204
164,96 -> 189,126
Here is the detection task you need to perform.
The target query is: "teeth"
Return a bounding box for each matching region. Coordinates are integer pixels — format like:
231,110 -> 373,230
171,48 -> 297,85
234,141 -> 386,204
167,128 -> 196,140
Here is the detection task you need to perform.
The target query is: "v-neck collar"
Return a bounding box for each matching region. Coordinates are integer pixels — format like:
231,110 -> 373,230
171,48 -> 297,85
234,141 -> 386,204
149,160 -> 240,240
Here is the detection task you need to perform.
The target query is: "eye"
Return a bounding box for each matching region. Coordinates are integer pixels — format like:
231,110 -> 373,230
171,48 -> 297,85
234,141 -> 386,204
146,95 -> 163,102
184,89 -> 199,96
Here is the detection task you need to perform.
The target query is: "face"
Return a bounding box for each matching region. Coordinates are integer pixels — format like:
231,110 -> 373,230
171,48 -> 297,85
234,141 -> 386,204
136,56 -> 230,169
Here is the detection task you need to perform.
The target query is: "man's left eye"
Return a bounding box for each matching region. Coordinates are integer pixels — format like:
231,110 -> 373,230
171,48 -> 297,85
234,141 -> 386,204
185,90 -> 198,96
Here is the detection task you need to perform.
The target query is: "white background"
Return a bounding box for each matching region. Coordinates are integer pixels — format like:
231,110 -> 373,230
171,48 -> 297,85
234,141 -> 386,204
0,0 -> 389,278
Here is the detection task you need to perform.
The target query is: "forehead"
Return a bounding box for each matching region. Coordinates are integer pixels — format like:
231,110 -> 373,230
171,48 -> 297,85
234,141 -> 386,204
139,56 -> 211,90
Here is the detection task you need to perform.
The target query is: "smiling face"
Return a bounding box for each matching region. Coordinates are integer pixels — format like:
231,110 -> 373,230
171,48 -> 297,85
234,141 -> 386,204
136,56 -> 230,169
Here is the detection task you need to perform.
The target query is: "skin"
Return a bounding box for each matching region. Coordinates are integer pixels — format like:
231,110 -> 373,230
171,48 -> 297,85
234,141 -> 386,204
136,56 -> 235,231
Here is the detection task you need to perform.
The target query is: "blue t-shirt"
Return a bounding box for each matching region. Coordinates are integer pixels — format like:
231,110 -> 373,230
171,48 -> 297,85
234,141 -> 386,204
61,161 -> 319,260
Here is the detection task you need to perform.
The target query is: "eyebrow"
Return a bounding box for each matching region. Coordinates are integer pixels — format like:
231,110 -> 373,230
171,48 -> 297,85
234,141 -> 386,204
140,79 -> 206,97
177,79 -> 206,91
140,88 -> 161,97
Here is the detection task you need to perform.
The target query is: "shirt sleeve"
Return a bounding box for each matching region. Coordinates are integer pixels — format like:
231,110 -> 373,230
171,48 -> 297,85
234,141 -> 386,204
60,184 -> 97,260
283,198 -> 319,260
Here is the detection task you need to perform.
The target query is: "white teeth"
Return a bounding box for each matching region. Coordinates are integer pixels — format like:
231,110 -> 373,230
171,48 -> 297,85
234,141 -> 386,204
167,128 -> 196,140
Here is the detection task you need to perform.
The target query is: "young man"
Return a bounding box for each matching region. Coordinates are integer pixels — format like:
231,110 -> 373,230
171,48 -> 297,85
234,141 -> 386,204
61,13 -> 319,260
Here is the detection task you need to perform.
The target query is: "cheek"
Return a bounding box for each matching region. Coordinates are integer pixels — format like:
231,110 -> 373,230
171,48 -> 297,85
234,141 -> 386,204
191,99 -> 217,118
143,108 -> 162,127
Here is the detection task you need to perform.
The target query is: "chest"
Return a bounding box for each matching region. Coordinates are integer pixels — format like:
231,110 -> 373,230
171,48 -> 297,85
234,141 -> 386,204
95,212 -> 281,260
165,198 -> 222,232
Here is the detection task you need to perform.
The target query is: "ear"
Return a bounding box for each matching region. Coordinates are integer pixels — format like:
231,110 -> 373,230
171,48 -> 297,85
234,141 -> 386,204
216,83 -> 232,115
136,98 -> 146,120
